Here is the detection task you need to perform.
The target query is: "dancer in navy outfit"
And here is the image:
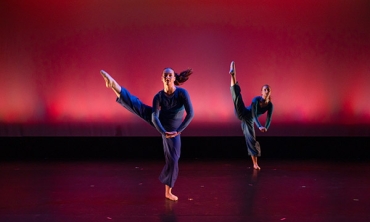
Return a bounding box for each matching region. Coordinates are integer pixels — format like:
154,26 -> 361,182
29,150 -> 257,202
229,61 -> 273,170
100,67 -> 194,201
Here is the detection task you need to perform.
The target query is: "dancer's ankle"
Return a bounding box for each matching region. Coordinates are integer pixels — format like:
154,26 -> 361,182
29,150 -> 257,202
229,61 -> 236,76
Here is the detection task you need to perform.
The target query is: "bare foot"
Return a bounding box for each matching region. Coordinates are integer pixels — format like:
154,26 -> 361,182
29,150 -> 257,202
254,164 -> 261,170
165,193 -> 178,201
100,70 -> 115,88
165,185 -> 178,201
229,61 -> 235,76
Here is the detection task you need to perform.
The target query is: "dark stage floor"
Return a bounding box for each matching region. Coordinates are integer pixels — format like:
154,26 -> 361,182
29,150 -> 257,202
1,158 -> 370,222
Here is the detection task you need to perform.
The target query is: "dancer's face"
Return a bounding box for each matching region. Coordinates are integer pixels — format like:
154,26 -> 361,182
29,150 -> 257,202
261,85 -> 271,100
162,68 -> 175,86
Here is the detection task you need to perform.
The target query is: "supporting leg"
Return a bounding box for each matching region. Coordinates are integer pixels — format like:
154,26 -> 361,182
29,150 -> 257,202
251,155 -> 261,170
159,135 -> 181,200
242,122 -> 262,169
165,185 -> 178,201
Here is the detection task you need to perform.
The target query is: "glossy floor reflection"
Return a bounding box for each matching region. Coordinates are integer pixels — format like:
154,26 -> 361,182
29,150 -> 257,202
0,158 -> 369,222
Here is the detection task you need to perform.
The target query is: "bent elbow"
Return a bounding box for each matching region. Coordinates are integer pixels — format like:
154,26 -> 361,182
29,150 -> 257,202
188,111 -> 195,121
190,111 -> 195,118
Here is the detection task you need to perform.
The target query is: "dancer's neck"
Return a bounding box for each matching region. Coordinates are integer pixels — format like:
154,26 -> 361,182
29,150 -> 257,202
164,85 -> 176,95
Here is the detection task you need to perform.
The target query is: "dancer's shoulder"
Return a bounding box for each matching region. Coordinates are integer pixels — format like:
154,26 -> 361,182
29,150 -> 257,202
252,96 -> 262,102
153,90 -> 165,99
176,87 -> 191,97
176,87 -> 188,93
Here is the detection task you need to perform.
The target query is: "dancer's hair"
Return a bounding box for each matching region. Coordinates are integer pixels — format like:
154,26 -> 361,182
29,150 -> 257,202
164,68 -> 193,86
175,68 -> 193,86
262,84 -> 272,102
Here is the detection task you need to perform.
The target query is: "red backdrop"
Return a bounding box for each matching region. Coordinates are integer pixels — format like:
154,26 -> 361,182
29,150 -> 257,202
1,0 -> 369,136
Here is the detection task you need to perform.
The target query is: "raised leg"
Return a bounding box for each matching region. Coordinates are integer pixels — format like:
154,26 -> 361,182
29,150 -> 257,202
230,61 -> 237,86
100,70 -> 153,126
100,70 -> 121,97
230,83 -> 248,120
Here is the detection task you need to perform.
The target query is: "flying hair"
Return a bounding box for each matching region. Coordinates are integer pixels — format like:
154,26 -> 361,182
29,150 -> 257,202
163,67 -> 193,86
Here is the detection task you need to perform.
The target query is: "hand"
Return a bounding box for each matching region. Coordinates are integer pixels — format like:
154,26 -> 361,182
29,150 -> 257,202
165,131 -> 180,138
258,127 -> 267,133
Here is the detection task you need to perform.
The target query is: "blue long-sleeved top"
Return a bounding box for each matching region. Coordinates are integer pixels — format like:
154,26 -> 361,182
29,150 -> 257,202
249,96 -> 273,129
151,87 -> 194,134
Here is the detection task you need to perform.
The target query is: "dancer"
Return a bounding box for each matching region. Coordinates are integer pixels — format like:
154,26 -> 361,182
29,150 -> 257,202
229,61 -> 273,170
100,67 -> 194,201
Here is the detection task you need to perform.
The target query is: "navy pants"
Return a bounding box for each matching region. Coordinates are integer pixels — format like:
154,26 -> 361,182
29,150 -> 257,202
230,84 -> 261,156
116,87 -> 181,187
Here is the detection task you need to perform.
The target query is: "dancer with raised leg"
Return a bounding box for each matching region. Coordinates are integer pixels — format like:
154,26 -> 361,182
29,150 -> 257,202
100,67 -> 194,201
229,61 -> 273,170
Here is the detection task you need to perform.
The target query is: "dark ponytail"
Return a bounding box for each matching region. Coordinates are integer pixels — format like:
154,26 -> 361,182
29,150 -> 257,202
174,68 -> 193,86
